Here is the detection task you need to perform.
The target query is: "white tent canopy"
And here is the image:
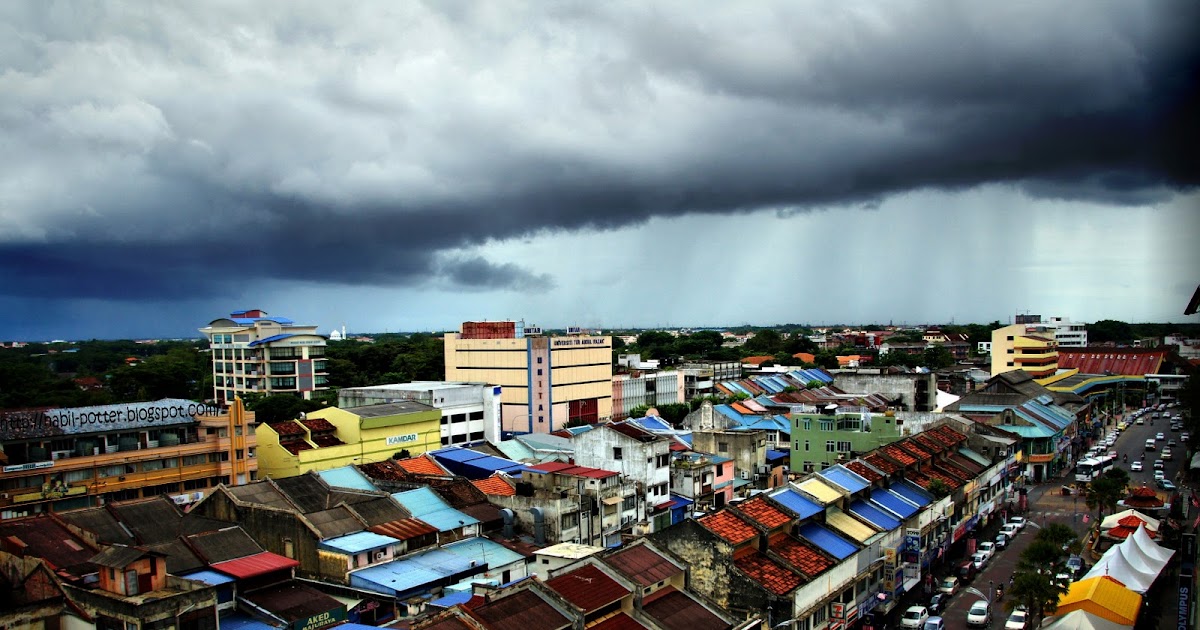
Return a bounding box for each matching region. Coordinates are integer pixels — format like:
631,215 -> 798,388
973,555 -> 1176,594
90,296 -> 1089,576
1099,509 -> 1159,532
1042,609 -> 1132,630
1130,523 -> 1174,564
1117,532 -> 1169,576
1082,545 -> 1153,593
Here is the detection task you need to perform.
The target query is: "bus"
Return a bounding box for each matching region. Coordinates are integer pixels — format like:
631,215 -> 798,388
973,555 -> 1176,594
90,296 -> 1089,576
1075,453 -> 1117,483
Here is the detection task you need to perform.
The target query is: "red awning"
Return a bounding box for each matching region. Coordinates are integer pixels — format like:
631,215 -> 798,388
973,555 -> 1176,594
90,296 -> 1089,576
211,552 -> 299,579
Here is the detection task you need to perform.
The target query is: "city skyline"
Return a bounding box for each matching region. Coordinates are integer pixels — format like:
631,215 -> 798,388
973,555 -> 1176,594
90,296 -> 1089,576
1,2 -> 1197,341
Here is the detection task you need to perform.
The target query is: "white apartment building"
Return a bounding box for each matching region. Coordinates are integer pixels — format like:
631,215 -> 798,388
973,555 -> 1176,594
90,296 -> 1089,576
571,422 -> 673,531
199,309 -> 328,404
1045,316 -> 1088,347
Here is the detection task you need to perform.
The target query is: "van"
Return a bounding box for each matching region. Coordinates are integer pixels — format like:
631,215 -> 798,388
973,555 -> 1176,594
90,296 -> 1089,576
957,560 -> 978,582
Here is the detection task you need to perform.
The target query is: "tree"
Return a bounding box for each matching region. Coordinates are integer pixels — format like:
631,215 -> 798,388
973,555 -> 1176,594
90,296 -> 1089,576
1007,568 -> 1066,623
926,479 -> 952,498
628,404 -> 651,419
1036,523 -> 1082,556
245,393 -> 326,424
1088,320 -> 1135,344
743,329 -> 783,355
1084,468 -> 1130,521
922,345 -> 955,369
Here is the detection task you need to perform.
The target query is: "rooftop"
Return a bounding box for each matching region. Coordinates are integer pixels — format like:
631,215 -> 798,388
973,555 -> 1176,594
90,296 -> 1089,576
641,586 -> 731,630
697,511 -> 757,545
603,543 -> 681,587
546,564 -> 630,613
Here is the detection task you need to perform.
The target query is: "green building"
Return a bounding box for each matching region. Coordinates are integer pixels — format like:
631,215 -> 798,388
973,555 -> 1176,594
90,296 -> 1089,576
789,409 -> 905,473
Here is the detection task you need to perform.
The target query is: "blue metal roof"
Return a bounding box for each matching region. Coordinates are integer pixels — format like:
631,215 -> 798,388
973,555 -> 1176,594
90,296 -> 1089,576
319,531 -> 400,554
769,488 -> 823,520
848,500 -> 901,531
765,449 -> 790,463
754,378 -> 783,394
714,404 -> 747,422
219,614 -> 278,630
441,537 -> 525,569
869,489 -> 918,519
818,466 -> 870,494
430,592 -> 473,608
181,569 -> 236,586
317,466 -> 378,491
891,481 -> 933,507
669,493 -> 694,507
630,416 -> 673,432
247,333 -> 296,347
798,522 -> 858,560
390,487 -> 481,532
350,547 -> 475,596
430,446 -> 487,463
677,433 -> 693,446
429,447 -> 529,479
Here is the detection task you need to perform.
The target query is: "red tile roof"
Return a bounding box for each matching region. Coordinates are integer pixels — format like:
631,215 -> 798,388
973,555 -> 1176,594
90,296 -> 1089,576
733,551 -> 803,595
880,444 -> 916,466
641,586 -> 731,630
769,534 -> 833,578
902,440 -> 931,461
546,564 -> 630,613
590,613 -> 649,630
697,511 -> 758,545
529,462 -> 618,479
907,470 -> 932,489
935,460 -> 972,481
604,544 -> 681,586
845,460 -> 883,483
1057,348 -> 1167,376
930,425 -> 966,446
865,453 -> 899,475
397,454 -> 446,476
300,418 -> 337,432
923,467 -> 962,489
471,474 -> 516,496
736,497 -> 792,530
282,441 -> 313,455
311,434 -> 345,447
741,356 -> 775,366
211,551 -> 299,579
913,434 -> 944,454
270,421 -> 306,436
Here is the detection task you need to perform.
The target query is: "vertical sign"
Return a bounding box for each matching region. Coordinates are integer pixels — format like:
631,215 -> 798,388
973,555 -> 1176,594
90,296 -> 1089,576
1179,533 -> 1195,630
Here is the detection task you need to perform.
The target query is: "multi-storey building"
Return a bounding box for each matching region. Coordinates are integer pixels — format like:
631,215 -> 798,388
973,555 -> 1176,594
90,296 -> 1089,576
571,421 -> 673,531
337,381 -> 503,446
199,309 -> 329,404
611,371 -> 684,420
787,407 -> 904,473
1045,316 -> 1089,347
990,323 -> 1059,377
443,321 -> 613,434
0,399 -> 256,519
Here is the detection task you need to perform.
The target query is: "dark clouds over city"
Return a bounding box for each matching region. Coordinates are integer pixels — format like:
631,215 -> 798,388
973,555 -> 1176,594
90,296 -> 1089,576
1,1 -> 1197,340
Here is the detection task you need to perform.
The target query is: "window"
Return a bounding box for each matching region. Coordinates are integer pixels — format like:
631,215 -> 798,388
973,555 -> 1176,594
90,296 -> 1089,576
452,413 -> 467,424
656,453 -> 670,468
613,447 -> 623,460
819,419 -> 834,431
622,496 -> 637,510
1007,348 -> 1014,354
717,441 -> 729,452
537,357 -> 543,364
804,440 -> 811,451
469,411 -> 484,421
803,418 -> 812,430
235,449 -> 244,460
537,369 -> 543,376
283,539 -> 294,559
837,441 -> 852,452
826,440 -> 837,453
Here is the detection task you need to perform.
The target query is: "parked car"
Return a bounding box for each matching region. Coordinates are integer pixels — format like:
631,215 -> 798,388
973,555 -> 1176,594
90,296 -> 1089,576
923,618 -> 945,630
967,600 -> 991,628
1131,460 -> 1144,471
938,576 -> 959,595
1005,608 -> 1029,630
901,606 -> 930,629
1182,432 -> 1190,443
957,560 -> 978,582
1008,516 -> 1027,530
927,593 -> 947,615
1137,418 -> 1145,425
977,541 -> 996,560
1000,524 -> 1019,539
995,532 -> 1009,550
971,551 -> 987,570
1158,479 -> 1177,491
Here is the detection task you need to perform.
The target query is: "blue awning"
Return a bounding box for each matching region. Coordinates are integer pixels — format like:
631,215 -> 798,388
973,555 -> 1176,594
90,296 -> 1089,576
797,522 -> 858,560
848,500 -> 901,531
769,487 -> 823,520
890,481 -> 933,507
870,489 -> 918,519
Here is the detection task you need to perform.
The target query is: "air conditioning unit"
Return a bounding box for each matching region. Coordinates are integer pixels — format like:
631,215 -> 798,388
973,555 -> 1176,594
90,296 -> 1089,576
374,551 -> 386,561
739,470 -> 751,480
757,464 -> 771,475
51,450 -> 72,461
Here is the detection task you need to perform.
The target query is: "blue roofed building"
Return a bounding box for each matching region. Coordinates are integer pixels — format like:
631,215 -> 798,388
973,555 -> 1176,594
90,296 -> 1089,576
440,536 -> 530,585
390,487 -> 480,538
319,531 -> 403,571
317,466 -> 379,492
199,309 -> 328,405
427,446 -> 531,480
349,547 -> 481,598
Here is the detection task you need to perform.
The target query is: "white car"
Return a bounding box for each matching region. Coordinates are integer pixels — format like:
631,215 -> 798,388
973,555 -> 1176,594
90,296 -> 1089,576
971,551 -> 987,570
967,600 -> 991,628
1000,524 -> 1019,539
1008,516 -> 1027,530
1157,432 -> 1166,441
1005,608 -> 1029,630
901,606 -> 930,629
1131,461 -> 1143,471
976,541 -> 996,560
1154,470 -> 1166,481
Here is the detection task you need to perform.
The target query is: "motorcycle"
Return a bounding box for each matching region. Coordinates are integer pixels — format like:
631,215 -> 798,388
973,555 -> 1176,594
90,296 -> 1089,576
1124,454 -> 1129,463
995,585 -> 1004,602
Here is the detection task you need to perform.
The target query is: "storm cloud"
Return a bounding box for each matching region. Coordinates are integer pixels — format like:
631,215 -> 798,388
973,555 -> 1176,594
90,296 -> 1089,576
0,1 -> 1197,336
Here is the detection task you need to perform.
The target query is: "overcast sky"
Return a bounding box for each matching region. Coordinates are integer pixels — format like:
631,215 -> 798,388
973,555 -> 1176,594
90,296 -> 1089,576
1,1 -> 1197,341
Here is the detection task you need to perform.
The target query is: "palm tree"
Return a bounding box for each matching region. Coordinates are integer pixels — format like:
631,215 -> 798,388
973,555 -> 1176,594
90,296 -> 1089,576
1037,523 -> 1082,556
1084,468 -> 1130,521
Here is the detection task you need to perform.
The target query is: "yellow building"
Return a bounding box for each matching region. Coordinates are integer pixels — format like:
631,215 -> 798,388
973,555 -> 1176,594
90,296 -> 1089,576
990,323 -> 1059,377
254,402 -> 441,479
0,398 -> 256,518
443,321 -> 613,434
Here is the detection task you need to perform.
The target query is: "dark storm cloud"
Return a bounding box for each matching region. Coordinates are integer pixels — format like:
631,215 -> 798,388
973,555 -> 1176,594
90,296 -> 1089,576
0,0 -> 1196,303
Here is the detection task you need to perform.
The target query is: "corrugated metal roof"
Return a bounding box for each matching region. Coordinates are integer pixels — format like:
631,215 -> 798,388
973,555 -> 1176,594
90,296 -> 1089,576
369,518 -> 438,540
247,333 -> 296,346
469,587 -> 572,630
641,586 -> 731,630
441,537 -> 526,569
891,481 -> 933,507
848,500 -> 901,531
825,508 -> 877,542
796,479 -> 842,505
529,461 -> 618,479
211,551 -> 299,579
797,522 -> 858,560
769,488 -> 823,520
319,531 -> 399,554
870,489 -> 918,519
181,569 -> 236,586
317,466 -> 379,491
546,564 -> 630,613
350,547 -> 474,596
604,543 -> 682,587
818,465 -> 870,494
391,487 -> 480,531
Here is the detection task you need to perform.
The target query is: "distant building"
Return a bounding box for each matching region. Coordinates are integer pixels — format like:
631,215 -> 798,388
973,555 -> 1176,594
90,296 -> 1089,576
337,381 -> 503,446
198,309 -> 329,404
990,323 -> 1059,377
443,321 -> 613,433
571,422 -> 673,531
0,399 -> 256,519
612,371 -> 684,420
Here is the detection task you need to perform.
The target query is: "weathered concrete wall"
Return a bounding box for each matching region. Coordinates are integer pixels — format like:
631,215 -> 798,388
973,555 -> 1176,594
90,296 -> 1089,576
831,372 -> 938,412
192,491 -> 329,582
648,521 -> 767,620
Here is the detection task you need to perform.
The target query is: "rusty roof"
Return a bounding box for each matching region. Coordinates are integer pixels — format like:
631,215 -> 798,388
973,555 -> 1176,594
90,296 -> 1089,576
603,543 -> 681,587
912,434 -> 944,454
270,421 -> 306,436
947,453 -> 984,475
769,534 -> 834,579
641,586 -> 731,630
845,460 -> 883,483
902,439 -> 931,460
697,511 -> 757,545
590,613 -> 649,630
0,514 -> 97,577
369,518 -> 439,540
546,564 -> 630,613
468,588 -> 570,630
735,497 -> 792,530
734,551 -> 803,595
